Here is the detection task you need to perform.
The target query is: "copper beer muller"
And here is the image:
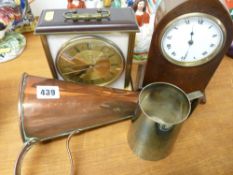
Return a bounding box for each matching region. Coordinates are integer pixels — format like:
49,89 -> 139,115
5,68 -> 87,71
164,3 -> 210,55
15,73 -> 138,175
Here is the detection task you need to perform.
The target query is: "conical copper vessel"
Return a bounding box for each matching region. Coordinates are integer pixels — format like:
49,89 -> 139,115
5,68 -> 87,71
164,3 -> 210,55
19,73 -> 138,142
15,73 -> 138,175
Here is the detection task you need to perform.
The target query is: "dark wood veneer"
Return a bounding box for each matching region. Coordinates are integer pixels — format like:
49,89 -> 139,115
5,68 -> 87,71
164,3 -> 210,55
143,0 -> 233,93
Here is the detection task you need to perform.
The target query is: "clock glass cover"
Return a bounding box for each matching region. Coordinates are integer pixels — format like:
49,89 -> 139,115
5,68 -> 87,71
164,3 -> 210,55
56,36 -> 125,85
161,13 -> 226,67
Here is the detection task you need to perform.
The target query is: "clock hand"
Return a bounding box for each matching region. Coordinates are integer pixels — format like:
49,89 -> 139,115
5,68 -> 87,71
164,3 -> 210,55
183,45 -> 191,59
182,26 -> 194,59
63,65 -> 94,75
188,25 -> 194,45
183,26 -> 195,59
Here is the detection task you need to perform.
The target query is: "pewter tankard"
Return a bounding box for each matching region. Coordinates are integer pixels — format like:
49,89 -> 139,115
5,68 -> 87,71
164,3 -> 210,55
128,82 -> 203,161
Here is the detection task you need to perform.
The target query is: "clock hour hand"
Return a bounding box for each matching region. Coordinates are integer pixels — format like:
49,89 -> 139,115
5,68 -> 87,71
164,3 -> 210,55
188,25 -> 194,45
181,26 -> 194,60
183,26 -> 194,59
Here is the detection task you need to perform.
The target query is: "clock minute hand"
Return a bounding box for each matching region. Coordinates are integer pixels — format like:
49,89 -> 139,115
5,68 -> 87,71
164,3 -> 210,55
63,65 -> 94,75
183,45 -> 191,59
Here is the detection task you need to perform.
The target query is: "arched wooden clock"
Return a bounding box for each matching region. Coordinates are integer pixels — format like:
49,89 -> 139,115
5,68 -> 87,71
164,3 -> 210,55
143,0 -> 233,101
35,8 -> 138,90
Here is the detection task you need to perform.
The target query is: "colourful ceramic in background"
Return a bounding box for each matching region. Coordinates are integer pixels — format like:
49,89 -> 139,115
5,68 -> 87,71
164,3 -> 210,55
0,31 -> 26,63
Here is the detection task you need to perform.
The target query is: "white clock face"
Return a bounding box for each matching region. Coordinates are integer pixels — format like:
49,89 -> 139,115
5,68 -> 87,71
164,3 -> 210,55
161,13 -> 225,67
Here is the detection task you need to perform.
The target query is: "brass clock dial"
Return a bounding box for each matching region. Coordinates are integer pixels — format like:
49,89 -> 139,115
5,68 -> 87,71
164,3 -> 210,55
56,36 -> 125,86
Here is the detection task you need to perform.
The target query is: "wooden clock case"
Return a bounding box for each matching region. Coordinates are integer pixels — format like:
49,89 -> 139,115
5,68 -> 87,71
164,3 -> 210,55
143,0 -> 233,96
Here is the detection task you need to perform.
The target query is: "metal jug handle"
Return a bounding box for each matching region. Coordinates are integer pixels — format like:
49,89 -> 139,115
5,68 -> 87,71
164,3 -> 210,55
14,130 -> 80,175
66,130 -> 81,175
14,138 -> 39,175
14,115 -> 134,175
187,91 -> 204,102
187,90 -> 204,114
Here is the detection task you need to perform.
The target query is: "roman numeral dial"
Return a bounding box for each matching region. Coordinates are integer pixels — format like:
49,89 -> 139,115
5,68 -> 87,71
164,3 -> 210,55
161,13 -> 224,67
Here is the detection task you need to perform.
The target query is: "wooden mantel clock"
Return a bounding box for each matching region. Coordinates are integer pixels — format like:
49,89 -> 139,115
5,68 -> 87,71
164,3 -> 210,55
35,8 -> 139,90
143,0 -> 233,100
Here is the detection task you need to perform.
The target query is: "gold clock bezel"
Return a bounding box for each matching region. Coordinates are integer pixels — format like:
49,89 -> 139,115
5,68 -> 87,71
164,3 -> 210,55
160,12 -> 227,67
55,35 -> 125,86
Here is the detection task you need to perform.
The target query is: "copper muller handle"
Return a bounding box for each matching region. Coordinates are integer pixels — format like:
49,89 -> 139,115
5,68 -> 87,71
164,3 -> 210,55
63,9 -> 111,21
14,131 -> 81,175
14,138 -> 39,175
